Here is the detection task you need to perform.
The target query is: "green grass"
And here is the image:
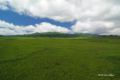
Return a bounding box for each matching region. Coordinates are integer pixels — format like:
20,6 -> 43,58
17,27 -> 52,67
0,37 -> 120,80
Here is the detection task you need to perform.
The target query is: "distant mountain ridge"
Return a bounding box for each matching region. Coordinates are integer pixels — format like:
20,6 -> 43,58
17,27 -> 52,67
7,32 -> 95,38
0,35 -> 3,37
74,33 -> 99,36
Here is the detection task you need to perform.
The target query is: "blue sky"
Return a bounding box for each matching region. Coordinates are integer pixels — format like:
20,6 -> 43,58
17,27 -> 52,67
0,0 -> 120,35
0,10 -> 74,29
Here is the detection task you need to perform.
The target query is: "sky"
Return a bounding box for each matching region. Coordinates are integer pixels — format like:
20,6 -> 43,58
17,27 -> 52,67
0,0 -> 120,35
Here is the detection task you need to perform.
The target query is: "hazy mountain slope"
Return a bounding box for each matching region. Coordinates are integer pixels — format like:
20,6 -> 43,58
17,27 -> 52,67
6,32 -> 95,38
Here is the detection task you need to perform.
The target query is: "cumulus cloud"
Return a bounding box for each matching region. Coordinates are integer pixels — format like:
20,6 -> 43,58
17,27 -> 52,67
0,0 -> 118,22
0,20 -> 71,35
0,0 -> 120,35
0,0 -> 9,10
0,28 -> 16,35
71,20 -> 120,35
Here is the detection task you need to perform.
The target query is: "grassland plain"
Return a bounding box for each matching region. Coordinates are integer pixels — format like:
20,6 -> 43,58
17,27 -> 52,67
0,37 -> 120,80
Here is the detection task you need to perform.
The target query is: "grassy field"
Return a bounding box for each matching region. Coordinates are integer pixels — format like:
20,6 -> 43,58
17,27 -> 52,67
0,37 -> 120,80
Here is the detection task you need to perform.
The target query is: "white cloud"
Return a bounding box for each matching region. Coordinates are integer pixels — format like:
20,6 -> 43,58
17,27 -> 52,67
3,0 -> 118,22
0,0 -> 120,35
0,20 -> 71,35
0,28 -> 16,35
0,0 -> 9,10
34,22 -> 71,33
71,20 -> 120,35
0,5 -> 9,10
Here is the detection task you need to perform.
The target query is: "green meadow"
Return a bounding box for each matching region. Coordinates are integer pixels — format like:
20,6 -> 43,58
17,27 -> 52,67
0,37 -> 120,80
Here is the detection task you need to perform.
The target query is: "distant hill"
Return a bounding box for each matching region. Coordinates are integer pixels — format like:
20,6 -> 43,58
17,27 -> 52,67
74,33 -> 99,36
7,32 -> 95,38
98,35 -> 120,39
0,35 -> 3,37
